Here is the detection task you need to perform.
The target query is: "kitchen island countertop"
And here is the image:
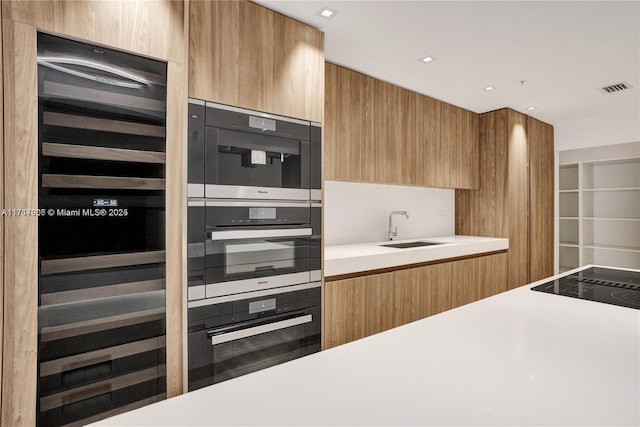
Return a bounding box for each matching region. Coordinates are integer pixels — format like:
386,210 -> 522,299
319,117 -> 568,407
325,235 -> 509,277
91,265 -> 640,426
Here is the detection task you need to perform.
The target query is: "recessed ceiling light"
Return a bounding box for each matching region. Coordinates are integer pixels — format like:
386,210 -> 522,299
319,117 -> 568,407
527,106 -> 537,111
421,56 -> 435,63
484,86 -> 495,91
318,7 -> 336,19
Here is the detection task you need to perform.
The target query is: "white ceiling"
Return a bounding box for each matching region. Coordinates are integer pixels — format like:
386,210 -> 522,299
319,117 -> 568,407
255,0 -> 640,128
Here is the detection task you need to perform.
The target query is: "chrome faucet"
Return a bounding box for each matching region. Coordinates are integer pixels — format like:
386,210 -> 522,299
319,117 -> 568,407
388,210 -> 409,241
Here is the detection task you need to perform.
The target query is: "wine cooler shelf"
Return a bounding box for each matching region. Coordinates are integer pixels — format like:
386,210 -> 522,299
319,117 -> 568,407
37,32 -> 168,427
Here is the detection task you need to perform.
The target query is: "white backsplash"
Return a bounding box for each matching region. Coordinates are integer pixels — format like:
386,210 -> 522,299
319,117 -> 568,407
324,180 -> 455,246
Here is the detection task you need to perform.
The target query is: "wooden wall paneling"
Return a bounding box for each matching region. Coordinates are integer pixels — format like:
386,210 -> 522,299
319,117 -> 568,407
446,106 -> 479,189
360,74 -> 376,182
416,95 -> 447,188
446,105 -> 463,188
188,0 -> 323,122
528,117 -> 555,282
456,110 -> 508,237
165,60 -> 186,397
188,0 -> 234,106
1,18 -> 38,427
3,0 -> 186,64
373,80 -> 398,184
456,109 -> 531,289
272,12 -> 324,122
0,9 -> 4,417
506,109 -> 530,288
463,110 -> 480,189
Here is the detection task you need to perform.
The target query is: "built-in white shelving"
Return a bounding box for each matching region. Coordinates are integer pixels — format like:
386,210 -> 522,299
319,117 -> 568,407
557,150 -> 640,272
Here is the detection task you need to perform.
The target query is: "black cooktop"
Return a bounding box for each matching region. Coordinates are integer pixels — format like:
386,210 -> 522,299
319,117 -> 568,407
531,267 -> 640,310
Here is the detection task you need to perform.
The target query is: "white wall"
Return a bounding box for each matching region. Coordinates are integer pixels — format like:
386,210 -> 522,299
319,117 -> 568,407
555,109 -> 640,151
324,180 -> 455,246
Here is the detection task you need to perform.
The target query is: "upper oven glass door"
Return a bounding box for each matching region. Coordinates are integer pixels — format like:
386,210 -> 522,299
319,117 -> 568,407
205,232 -> 311,298
204,201 -> 312,298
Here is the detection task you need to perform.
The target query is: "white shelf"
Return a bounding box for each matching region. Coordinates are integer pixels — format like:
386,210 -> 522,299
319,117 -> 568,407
583,217 -> 640,221
583,247 -> 640,269
559,192 -> 579,217
559,164 -> 579,191
582,158 -> 640,190
583,219 -> 640,251
583,244 -> 640,253
558,246 -> 579,271
558,154 -> 640,272
583,187 -> 640,192
582,189 -> 640,219
559,218 -> 579,246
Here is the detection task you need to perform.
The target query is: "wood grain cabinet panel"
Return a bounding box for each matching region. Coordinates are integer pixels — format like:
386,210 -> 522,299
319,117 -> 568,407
323,252 -> 507,348
324,62 -> 478,188
416,95 -> 447,187
373,81 -> 416,185
0,12 -> 4,415
456,109 -> 553,289
2,19 -> 39,427
424,262 -> 454,316
324,63 -> 375,182
448,107 -> 479,189
450,258 -> 478,307
476,252 -> 508,299
3,0 -> 185,63
189,0 -> 324,122
527,117 -> 555,282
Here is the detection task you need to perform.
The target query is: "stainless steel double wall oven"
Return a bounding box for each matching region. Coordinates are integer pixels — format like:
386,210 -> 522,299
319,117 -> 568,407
187,100 -> 322,391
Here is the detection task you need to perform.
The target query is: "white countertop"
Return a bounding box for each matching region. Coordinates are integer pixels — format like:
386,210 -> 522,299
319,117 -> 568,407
92,265 -> 640,427
325,235 -> 509,277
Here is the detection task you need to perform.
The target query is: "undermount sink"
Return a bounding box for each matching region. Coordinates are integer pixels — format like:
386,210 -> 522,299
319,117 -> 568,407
381,241 -> 444,249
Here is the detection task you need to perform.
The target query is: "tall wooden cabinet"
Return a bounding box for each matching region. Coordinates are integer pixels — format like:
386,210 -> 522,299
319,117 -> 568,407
189,0 -> 324,122
455,109 -> 554,289
324,62 -> 479,189
1,1 -> 188,425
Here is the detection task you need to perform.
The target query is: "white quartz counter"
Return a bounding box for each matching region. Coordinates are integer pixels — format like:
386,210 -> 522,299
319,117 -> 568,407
325,235 -> 509,277
91,265 -> 640,427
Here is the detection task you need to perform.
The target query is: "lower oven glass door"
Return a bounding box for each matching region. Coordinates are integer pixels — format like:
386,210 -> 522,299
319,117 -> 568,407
188,306 -> 320,391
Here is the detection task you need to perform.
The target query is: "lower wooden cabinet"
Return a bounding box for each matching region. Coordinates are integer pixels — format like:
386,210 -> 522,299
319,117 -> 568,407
323,252 -> 507,349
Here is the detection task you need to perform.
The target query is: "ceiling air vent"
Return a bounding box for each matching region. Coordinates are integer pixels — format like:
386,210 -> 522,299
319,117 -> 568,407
600,82 -> 632,94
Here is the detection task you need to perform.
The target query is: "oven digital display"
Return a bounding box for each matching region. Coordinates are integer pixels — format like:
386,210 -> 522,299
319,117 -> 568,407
93,198 -> 119,207
249,207 -> 276,220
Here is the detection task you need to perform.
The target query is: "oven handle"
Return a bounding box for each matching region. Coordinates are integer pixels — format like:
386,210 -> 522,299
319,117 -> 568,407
209,314 -> 312,345
210,227 -> 312,241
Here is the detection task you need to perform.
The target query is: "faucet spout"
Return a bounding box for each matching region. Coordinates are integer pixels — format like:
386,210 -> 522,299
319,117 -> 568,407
388,210 -> 409,241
